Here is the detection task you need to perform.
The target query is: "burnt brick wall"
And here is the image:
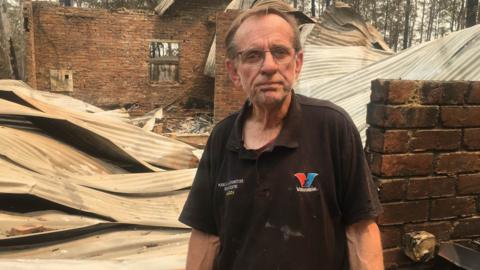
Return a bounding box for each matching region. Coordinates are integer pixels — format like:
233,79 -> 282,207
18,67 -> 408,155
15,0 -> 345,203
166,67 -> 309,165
214,10 -> 244,122
366,79 -> 480,269
27,1 -> 224,113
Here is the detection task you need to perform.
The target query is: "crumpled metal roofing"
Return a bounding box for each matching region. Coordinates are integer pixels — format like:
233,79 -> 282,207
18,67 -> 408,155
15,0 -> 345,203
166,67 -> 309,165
0,83 -> 198,170
0,228 -> 189,266
296,24 -> 480,142
0,158 -> 189,227
0,80 -> 104,113
0,80 -> 199,267
305,3 -> 391,51
0,257 -> 187,270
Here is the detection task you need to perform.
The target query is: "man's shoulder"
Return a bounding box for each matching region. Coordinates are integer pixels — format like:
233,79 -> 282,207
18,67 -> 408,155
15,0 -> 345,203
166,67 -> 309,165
295,94 -> 352,122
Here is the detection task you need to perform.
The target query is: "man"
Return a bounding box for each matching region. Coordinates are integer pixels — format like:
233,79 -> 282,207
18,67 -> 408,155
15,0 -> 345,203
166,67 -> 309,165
179,4 -> 383,270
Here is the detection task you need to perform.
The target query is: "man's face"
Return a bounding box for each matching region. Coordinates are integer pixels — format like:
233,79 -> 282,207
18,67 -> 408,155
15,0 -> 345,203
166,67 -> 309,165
226,14 -> 303,108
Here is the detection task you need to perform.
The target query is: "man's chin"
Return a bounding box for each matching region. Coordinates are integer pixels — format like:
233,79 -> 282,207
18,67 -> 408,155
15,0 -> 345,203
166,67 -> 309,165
253,92 -> 289,108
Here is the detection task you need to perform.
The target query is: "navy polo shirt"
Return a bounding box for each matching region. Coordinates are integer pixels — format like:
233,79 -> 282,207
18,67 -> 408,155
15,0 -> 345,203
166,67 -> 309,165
179,93 -> 382,270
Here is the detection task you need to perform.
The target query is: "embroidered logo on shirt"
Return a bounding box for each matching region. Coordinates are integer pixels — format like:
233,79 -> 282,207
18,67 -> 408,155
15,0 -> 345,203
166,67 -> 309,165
218,179 -> 244,196
294,173 -> 318,192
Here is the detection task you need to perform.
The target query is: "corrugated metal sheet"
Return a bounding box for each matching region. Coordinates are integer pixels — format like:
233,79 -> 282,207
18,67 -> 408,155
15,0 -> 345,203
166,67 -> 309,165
0,125 -> 127,176
72,169 -> 196,195
0,98 -> 159,172
305,3 -> 391,51
0,85 -> 198,170
296,24 -> 480,142
298,45 -> 392,87
0,210 -> 107,239
0,229 -> 189,260
0,257 -> 187,270
154,0 -> 176,15
0,258 -> 185,270
0,159 -> 189,228
0,80 -> 104,113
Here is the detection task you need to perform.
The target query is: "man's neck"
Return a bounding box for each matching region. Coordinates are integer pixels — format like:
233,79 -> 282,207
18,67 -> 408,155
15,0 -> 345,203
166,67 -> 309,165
249,94 -> 292,130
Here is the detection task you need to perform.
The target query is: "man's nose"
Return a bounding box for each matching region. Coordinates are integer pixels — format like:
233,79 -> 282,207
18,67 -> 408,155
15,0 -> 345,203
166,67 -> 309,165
260,51 -> 279,74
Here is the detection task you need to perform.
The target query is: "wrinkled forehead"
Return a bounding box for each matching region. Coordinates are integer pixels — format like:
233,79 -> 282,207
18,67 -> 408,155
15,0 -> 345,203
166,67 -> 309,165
233,13 -> 295,50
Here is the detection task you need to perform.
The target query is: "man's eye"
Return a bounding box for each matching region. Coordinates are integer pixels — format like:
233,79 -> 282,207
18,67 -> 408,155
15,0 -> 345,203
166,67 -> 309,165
271,48 -> 290,59
243,50 -> 263,62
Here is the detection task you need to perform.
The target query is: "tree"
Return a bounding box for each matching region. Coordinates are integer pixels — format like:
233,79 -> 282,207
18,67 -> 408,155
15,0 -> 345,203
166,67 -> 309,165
311,0 -> 316,16
403,0 -> 411,49
466,0 -> 479,26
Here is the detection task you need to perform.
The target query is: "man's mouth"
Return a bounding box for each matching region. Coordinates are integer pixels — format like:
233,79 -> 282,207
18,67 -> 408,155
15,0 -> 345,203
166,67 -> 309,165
256,82 -> 282,91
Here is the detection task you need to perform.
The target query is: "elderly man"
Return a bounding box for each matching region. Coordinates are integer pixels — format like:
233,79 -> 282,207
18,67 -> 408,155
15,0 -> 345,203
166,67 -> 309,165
179,4 -> 383,270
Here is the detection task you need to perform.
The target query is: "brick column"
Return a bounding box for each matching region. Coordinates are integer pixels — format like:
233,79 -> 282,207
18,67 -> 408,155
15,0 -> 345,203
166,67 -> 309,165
214,10 -> 245,122
366,80 -> 480,269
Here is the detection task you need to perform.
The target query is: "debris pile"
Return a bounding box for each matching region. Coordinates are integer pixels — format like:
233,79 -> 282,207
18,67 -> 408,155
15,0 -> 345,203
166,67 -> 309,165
162,113 -> 213,134
0,80 -> 199,269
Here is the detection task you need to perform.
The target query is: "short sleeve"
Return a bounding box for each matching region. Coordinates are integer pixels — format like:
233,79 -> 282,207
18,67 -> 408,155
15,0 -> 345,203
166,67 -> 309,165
339,119 -> 383,226
178,136 -> 218,235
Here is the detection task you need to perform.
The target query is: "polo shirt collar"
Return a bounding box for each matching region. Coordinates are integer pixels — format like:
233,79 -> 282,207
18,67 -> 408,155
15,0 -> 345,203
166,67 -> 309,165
226,92 -> 302,152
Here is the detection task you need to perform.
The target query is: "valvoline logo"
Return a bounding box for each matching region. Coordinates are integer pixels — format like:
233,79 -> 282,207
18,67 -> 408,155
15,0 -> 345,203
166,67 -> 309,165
294,173 -> 319,192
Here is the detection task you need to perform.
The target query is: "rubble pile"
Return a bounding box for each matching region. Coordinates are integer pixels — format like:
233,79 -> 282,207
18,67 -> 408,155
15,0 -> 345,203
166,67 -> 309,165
0,80 -> 198,269
162,113 -> 213,134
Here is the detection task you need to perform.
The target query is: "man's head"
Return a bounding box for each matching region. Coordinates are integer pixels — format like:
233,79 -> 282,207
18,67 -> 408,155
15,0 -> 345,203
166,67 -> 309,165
225,5 -> 304,108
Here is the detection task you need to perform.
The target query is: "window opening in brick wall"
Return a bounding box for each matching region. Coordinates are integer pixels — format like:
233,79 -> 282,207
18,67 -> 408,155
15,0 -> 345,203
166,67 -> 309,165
149,41 -> 179,82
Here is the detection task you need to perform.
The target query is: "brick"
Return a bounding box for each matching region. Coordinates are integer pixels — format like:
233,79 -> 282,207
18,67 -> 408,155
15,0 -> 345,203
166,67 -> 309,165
410,130 -> 461,151
467,82 -> 480,104
430,197 -> 477,220
458,173 -> 480,195
380,226 -> 402,249
371,79 -> 421,105
379,201 -> 429,225
370,80 -> 389,103
436,152 -> 480,174
378,179 -> 407,202
464,128 -> 480,150
366,128 -> 410,154
383,247 -> 414,269
404,221 -> 453,241
367,104 -> 439,128
407,176 -> 455,199
452,217 -> 480,237
28,2 -> 221,115
441,106 -> 480,127
371,153 -> 434,177
420,81 -> 468,105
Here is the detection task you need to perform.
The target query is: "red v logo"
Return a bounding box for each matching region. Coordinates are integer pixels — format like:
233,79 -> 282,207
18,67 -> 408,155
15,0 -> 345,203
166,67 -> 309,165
294,173 -> 307,187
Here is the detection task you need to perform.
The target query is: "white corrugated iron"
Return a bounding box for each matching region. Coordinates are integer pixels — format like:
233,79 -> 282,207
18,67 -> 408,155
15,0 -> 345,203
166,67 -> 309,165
297,24 -> 480,142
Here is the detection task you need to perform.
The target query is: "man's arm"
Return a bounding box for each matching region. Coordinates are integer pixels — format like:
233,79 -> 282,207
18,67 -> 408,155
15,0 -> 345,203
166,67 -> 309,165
346,219 -> 383,270
186,229 -> 220,270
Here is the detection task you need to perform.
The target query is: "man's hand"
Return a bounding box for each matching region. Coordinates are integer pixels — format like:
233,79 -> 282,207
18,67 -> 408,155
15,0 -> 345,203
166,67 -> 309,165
186,229 -> 220,270
346,219 -> 383,270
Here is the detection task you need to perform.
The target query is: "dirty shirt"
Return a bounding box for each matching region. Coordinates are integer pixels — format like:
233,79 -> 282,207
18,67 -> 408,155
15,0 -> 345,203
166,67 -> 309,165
179,93 -> 382,270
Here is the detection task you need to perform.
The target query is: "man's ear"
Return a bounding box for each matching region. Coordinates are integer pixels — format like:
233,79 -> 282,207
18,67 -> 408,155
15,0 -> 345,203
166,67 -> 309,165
225,58 -> 242,89
294,50 -> 304,80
